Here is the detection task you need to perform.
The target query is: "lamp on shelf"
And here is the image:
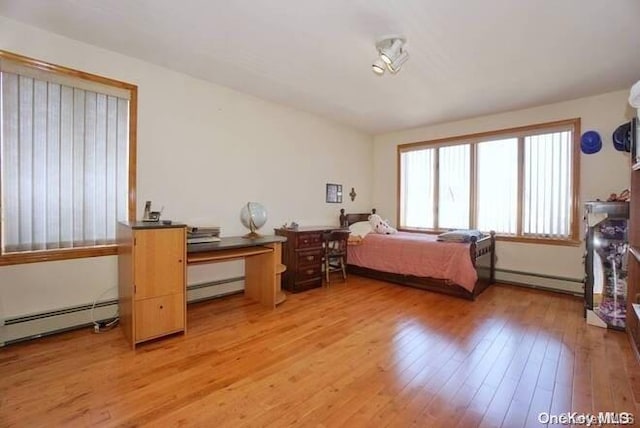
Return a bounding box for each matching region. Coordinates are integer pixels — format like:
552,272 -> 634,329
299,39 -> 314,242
372,35 -> 409,76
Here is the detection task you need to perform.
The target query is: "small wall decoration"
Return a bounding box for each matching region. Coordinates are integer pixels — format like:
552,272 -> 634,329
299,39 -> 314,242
349,187 -> 357,201
326,183 -> 343,203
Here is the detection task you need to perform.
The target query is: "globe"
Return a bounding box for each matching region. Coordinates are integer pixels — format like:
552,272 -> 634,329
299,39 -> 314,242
240,202 -> 267,238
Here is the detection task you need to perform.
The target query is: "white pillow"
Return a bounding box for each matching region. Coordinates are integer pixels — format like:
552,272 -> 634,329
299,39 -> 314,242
349,221 -> 373,238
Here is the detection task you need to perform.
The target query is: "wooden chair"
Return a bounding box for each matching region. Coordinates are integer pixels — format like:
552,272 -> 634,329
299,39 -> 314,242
323,230 -> 350,283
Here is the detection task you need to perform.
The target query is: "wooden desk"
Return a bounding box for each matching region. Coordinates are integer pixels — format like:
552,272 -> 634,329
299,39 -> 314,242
187,235 -> 287,308
275,226 -> 346,292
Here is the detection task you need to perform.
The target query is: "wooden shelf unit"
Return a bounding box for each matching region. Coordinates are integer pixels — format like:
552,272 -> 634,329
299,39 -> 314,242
628,128 -> 640,360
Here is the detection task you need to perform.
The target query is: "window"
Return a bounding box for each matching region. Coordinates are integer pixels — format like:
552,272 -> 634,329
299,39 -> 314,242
0,51 -> 137,265
398,119 -> 580,244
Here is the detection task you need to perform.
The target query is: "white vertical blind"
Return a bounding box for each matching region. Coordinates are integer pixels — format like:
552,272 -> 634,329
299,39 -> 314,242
438,144 -> 470,229
400,149 -> 435,228
1,71 -> 129,253
524,131 -> 572,237
398,123 -> 576,239
476,138 -> 518,234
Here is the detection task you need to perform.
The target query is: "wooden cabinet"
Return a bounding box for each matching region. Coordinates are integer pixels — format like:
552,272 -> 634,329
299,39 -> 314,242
118,222 -> 187,348
275,227 -> 333,292
628,116 -> 640,359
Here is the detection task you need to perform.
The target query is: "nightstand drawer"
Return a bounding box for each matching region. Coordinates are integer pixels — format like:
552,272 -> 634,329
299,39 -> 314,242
296,265 -> 322,282
291,277 -> 322,292
297,232 -> 323,248
297,249 -> 323,267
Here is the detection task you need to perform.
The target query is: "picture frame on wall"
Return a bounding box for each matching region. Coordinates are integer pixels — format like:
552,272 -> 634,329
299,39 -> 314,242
326,183 -> 343,203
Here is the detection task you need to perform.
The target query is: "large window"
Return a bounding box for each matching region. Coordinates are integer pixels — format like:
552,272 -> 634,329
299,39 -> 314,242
398,119 -> 580,244
0,51 -> 137,265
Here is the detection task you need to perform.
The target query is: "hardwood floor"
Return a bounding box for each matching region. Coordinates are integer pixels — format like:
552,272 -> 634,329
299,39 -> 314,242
1,276 -> 639,427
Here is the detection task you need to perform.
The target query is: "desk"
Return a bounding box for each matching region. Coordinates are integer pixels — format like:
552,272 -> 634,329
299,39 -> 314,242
187,235 -> 287,308
275,226 -> 345,292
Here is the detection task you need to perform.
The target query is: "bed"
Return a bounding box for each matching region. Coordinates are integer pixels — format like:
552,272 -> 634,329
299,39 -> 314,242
340,209 -> 496,300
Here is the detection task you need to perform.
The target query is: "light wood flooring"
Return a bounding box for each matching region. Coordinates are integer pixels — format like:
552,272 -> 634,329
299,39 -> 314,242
1,276 -> 639,427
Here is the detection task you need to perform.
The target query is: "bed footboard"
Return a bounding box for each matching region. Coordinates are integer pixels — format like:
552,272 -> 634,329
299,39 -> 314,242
470,231 -> 496,297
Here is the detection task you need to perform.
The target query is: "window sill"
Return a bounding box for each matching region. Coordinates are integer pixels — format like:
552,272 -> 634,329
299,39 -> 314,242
497,235 -> 581,247
397,228 -> 580,247
0,245 -> 118,266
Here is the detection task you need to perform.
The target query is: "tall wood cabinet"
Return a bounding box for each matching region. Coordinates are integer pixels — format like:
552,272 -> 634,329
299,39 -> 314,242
627,116 -> 640,360
118,222 -> 187,348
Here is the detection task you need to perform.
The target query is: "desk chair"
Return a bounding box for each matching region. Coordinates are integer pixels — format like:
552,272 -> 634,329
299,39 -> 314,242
323,230 -> 350,283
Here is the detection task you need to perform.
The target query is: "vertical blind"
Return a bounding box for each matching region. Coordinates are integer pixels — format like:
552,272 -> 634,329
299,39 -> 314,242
1,71 -> 129,253
476,138 -> 518,234
438,144 -> 470,229
524,131 -> 572,237
400,148 -> 434,228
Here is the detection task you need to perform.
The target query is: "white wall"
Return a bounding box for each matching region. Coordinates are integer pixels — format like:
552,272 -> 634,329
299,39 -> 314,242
373,90 -> 634,286
0,17 -> 373,319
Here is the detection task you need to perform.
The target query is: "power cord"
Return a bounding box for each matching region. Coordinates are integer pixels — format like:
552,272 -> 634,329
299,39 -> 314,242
91,286 -> 119,334
94,317 -> 119,333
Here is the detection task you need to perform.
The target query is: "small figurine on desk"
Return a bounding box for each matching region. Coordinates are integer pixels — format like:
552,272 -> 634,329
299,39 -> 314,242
289,222 -> 299,230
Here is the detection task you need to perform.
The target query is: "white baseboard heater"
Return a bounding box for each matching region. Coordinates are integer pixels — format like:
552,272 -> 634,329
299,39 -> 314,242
1,276 -> 245,346
495,268 -> 583,296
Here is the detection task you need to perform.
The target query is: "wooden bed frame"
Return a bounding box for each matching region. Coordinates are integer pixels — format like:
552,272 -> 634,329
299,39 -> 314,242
340,209 -> 496,300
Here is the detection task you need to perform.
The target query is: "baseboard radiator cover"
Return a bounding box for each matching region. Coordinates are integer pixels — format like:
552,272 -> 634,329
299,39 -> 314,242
495,268 -> 583,296
1,276 -> 245,346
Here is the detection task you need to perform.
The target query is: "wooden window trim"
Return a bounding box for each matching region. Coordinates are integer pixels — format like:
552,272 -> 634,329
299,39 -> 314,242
0,50 -> 137,266
0,246 -> 119,266
397,118 -> 581,243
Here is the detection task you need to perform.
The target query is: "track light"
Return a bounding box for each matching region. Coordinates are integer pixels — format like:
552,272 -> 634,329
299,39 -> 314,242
380,39 -> 403,64
372,35 -> 408,76
387,51 -> 409,74
372,58 -> 386,75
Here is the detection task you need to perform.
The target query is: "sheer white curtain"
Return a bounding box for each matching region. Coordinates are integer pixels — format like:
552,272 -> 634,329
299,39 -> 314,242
438,144 -> 470,229
476,138 -> 518,234
400,149 -> 434,228
1,72 -> 129,253
524,131 -> 572,238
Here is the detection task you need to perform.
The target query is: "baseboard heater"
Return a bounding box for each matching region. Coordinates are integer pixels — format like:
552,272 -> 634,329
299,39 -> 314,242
1,276 -> 245,346
495,268 -> 583,296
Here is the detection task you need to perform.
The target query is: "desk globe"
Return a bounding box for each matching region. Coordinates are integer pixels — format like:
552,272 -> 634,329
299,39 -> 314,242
240,202 -> 267,238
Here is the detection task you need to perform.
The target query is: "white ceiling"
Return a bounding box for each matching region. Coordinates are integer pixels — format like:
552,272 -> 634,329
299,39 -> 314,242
1,0 -> 639,134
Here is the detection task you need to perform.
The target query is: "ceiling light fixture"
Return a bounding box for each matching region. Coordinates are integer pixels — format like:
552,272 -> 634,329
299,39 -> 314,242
372,58 -> 386,75
372,35 -> 408,76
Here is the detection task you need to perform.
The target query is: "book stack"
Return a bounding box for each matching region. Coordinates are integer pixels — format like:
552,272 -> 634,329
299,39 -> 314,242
187,226 -> 221,244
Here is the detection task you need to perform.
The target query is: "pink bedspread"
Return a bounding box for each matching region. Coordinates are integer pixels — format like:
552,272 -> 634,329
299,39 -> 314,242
347,232 -> 478,292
